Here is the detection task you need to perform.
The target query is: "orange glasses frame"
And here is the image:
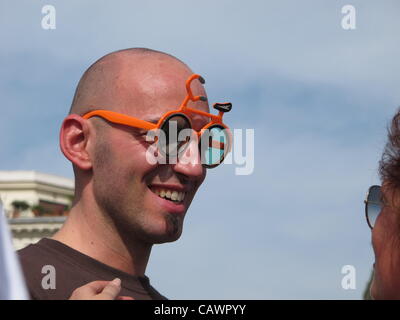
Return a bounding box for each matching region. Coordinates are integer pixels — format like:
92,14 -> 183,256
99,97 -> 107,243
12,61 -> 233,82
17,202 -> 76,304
82,74 -> 232,167
82,74 -> 231,138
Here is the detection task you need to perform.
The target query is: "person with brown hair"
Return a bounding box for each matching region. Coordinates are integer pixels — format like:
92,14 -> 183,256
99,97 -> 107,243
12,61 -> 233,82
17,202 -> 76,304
365,108 -> 400,299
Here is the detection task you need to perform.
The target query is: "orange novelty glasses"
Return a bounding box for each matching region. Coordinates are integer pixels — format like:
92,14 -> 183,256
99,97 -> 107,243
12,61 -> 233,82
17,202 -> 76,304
82,74 -> 232,168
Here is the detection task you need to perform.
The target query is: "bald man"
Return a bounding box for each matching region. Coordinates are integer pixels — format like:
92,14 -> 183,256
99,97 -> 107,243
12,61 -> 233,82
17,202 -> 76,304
17,48 -> 211,300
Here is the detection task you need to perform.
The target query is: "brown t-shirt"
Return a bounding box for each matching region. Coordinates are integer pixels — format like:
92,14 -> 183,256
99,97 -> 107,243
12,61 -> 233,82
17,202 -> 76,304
17,238 -> 167,300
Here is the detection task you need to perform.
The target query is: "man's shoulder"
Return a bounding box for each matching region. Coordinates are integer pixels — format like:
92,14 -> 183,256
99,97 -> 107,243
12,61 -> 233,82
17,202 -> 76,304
17,238 -> 65,271
18,238 -> 50,259
17,239 -> 53,299
17,238 -> 86,300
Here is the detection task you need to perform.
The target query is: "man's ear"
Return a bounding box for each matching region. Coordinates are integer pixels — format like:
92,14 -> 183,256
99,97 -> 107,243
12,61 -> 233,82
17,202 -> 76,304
60,114 -> 93,170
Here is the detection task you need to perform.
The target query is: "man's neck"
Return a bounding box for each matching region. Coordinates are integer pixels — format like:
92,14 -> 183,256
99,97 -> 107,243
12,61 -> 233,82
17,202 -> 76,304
52,203 -> 152,277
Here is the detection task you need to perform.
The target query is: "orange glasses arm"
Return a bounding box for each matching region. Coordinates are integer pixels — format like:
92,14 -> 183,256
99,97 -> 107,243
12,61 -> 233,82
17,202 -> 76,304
82,110 -> 157,131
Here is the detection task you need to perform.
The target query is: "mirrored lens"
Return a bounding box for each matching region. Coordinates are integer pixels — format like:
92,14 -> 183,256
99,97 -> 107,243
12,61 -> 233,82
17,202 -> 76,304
367,203 -> 381,228
366,185 -> 382,229
159,114 -> 191,158
200,125 -> 229,167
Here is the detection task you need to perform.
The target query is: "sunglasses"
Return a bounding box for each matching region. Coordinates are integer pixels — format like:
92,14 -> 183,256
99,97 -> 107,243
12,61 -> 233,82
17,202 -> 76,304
364,185 -> 383,229
82,74 -> 232,168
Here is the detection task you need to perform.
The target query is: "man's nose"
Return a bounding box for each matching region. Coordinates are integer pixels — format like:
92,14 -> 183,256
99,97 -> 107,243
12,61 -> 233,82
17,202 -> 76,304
172,138 -> 204,179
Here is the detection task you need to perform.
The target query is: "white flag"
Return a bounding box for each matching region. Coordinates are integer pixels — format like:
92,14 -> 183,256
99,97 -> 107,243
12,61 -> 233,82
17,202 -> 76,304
0,203 -> 28,299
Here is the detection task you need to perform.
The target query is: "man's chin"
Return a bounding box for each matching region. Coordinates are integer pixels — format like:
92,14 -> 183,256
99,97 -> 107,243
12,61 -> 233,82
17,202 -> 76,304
144,219 -> 183,244
153,236 -> 181,244
131,213 -> 184,244
148,231 -> 182,244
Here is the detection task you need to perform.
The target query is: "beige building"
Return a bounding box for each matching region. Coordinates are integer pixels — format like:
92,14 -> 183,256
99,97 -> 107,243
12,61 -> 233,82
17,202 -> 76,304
0,171 -> 74,250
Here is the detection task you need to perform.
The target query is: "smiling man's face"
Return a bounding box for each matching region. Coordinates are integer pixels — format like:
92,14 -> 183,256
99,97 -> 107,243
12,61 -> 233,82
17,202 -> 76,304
89,53 -> 209,244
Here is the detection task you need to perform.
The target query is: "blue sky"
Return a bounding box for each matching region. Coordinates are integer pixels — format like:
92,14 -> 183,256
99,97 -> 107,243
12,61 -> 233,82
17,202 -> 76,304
1,0 -> 400,299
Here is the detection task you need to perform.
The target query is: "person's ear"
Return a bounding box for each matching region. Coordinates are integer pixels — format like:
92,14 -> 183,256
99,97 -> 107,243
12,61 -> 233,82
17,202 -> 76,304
59,114 -> 93,170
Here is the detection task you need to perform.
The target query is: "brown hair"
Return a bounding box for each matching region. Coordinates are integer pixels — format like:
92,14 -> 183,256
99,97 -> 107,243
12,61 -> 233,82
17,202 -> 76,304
380,108 -> 400,189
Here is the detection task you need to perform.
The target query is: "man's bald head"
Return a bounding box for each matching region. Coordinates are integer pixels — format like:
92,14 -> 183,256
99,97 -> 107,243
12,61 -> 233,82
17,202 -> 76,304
63,47 -> 209,190
69,48 -> 198,116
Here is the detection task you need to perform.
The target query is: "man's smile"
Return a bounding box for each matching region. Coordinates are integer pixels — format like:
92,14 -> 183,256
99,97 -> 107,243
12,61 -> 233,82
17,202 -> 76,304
148,184 -> 189,214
